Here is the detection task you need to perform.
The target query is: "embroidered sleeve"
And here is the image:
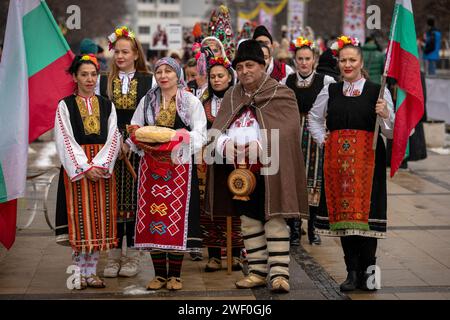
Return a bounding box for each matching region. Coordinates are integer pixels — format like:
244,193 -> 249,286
187,94 -> 207,155
128,96 -> 146,156
54,100 -> 91,181
324,75 -> 337,86
379,88 -> 395,139
91,103 -> 122,176
308,84 -> 330,146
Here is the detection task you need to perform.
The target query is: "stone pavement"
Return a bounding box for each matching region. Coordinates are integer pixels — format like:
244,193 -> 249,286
1,137 -> 450,300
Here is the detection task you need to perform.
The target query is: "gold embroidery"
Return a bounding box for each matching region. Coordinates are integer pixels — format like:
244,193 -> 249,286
156,96 -> 177,128
76,96 -> 101,135
112,77 -> 138,109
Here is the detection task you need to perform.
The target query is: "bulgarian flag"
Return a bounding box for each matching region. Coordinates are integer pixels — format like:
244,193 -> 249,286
0,0 -> 74,249
386,0 -> 424,177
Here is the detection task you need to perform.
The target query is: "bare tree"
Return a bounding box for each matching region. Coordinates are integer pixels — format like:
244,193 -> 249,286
1,0 -> 128,50
46,0 -> 128,49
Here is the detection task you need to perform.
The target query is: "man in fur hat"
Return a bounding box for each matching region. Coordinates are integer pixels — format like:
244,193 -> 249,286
205,40 -> 309,293
252,26 -> 294,84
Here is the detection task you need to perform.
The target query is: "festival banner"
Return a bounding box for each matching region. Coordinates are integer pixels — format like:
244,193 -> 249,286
343,0 -> 366,43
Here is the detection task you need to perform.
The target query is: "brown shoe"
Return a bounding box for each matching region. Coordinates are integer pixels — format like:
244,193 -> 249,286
166,277 -> 182,290
205,257 -> 222,272
146,276 -> 167,290
232,257 -> 242,271
235,274 -> 266,289
85,274 -> 106,288
270,276 -> 290,293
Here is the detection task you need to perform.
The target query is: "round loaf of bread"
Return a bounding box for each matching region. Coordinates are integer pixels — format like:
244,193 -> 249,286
135,126 -> 176,143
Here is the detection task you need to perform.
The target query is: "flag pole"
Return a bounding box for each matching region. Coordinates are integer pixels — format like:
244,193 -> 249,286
372,1 -> 399,150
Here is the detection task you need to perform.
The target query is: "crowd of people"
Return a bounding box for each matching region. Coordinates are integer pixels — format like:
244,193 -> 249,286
53,5 -> 433,294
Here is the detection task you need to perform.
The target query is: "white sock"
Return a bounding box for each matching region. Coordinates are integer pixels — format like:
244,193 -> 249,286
72,251 -> 87,277
84,251 -> 100,276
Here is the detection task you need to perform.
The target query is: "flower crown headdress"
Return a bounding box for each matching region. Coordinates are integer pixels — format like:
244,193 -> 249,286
289,36 -> 315,52
208,56 -> 231,69
80,54 -> 99,69
108,26 -> 136,50
331,35 -> 360,56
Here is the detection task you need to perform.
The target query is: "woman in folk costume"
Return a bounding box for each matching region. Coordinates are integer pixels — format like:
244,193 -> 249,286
54,54 -> 121,289
285,37 -> 336,246
128,57 -> 207,291
204,4 -> 236,61
96,26 -> 154,279
205,40 -> 309,293
308,36 -> 395,292
198,56 -> 244,272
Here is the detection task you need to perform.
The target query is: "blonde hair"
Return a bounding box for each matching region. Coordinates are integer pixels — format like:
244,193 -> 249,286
106,36 -> 150,99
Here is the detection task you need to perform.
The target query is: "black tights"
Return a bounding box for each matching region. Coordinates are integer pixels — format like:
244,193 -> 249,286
117,221 -> 135,248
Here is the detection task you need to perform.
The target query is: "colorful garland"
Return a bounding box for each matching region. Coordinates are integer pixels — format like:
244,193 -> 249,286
80,54 -> 99,69
108,26 -> 136,50
289,36 -> 315,52
208,56 -> 231,69
331,35 -> 360,56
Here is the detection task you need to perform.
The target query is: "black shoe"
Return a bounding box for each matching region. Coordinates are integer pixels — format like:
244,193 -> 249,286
309,234 -> 322,245
358,271 -> 379,291
290,236 -> 300,247
340,271 -> 359,292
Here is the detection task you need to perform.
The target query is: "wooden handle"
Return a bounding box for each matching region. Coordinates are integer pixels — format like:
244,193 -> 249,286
372,76 -> 387,150
123,151 -> 137,180
227,216 -> 232,275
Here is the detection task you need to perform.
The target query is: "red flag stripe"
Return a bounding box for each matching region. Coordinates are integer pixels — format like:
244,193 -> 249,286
0,199 -> 17,250
387,41 -> 424,177
28,51 -> 75,142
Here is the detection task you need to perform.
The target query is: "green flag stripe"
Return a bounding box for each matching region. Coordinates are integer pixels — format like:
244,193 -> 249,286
390,4 -> 419,59
23,1 -> 70,77
0,163 -> 7,202
395,88 -> 409,160
396,88 -> 407,111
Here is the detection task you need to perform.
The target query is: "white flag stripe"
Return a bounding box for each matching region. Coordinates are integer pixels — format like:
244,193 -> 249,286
396,0 -> 413,13
0,0 -> 30,201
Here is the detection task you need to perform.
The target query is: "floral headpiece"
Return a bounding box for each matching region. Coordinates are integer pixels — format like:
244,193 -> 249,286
289,36 -> 315,52
208,56 -> 231,69
108,26 -> 136,50
331,35 -> 360,56
207,5 -> 235,60
80,54 -> 99,69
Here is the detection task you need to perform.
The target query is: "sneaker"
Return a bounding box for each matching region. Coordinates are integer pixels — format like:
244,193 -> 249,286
205,257 -> 222,272
119,257 -> 140,277
119,249 -> 140,277
103,260 -> 121,278
103,248 -> 122,278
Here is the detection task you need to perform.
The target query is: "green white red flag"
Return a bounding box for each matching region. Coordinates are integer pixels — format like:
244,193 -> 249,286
0,0 -> 74,249
386,0 -> 424,177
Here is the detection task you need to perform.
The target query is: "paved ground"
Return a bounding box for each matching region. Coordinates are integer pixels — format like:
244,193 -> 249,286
1,134 -> 450,300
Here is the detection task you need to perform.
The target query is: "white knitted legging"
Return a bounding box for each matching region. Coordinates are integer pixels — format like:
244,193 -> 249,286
241,215 -> 290,281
